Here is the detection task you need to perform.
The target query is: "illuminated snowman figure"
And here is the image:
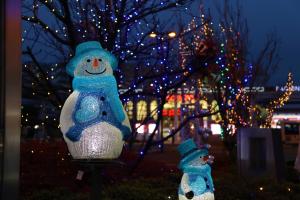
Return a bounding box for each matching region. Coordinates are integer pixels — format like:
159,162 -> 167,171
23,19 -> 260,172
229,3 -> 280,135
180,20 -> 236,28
60,41 -> 131,159
177,139 -> 215,200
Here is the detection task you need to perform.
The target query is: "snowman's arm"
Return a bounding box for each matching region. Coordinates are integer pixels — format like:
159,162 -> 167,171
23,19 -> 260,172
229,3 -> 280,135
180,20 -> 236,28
206,171 -> 215,191
107,90 -> 126,123
106,80 -> 132,139
60,91 -> 79,134
181,173 -> 192,194
121,107 -> 132,139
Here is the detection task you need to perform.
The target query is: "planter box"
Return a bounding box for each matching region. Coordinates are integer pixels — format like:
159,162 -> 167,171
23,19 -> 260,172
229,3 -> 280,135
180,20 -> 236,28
237,128 -> 285,181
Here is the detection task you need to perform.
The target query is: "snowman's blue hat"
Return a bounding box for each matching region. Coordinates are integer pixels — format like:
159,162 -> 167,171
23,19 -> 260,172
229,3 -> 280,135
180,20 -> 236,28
66,41 -> 118,76
177,139 -> 208,169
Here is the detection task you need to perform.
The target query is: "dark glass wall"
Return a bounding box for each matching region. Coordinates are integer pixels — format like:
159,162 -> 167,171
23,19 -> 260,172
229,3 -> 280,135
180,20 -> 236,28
1,1 -> 21,199
0,0 -> 5,194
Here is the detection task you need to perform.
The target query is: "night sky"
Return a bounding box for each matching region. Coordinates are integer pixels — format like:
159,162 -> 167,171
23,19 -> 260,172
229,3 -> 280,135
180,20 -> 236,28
244,0 -> 300,85
198,0 -> 300,85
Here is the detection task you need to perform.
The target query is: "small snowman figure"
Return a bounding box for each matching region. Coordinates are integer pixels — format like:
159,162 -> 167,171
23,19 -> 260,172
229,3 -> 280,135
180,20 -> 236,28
60,41 -> 131,159
177,139 -> 214,200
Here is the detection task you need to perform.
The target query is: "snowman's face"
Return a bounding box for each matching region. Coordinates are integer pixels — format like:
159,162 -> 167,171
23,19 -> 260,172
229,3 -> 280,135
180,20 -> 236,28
74,53 -> 113,77
189,155 -> 209,166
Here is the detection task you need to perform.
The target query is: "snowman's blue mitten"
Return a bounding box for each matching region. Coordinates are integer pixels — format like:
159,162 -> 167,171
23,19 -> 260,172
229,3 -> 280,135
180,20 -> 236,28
66,126 -> 82,142
188,174 -> 198,182
75,96 -> 100,123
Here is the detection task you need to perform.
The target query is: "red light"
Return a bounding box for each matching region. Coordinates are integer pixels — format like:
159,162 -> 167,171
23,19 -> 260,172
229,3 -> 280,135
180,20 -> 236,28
162,109 -> 181,117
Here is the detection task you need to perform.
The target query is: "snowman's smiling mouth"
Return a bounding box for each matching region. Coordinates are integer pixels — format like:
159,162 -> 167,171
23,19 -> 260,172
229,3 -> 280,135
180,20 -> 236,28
85,68 -> 106,75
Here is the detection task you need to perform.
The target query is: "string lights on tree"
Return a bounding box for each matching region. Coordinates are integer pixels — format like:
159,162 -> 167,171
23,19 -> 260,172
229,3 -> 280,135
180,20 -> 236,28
262,72 -> 294,128
178,3 -> 282,149
21,0 -> 193,135
178,9 -> 253,139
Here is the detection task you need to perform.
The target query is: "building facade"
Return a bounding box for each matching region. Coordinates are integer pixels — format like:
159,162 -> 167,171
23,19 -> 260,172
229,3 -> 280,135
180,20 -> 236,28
121,86 -> 300,144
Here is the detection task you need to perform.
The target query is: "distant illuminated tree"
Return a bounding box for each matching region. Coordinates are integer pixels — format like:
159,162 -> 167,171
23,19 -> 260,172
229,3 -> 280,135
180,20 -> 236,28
179,1 -> 285,156
262,73 -> 294,128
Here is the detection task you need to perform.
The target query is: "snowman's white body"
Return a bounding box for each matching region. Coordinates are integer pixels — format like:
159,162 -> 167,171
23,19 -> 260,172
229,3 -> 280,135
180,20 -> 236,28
178,193 -> 214,200
178,173 -> 214,200
60,91 -> 124,159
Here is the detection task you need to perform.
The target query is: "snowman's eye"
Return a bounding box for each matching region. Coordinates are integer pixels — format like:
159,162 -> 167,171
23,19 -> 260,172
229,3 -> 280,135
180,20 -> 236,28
98,58 -> 102,62
87,59 -> 91,62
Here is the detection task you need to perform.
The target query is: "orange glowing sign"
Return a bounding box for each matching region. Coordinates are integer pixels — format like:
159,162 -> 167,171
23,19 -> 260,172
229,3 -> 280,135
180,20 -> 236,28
167,94 -> 195,102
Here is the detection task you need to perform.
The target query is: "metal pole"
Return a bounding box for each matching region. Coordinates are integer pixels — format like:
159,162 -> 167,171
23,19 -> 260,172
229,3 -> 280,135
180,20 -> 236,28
90,165 -> 103,200
72,159 -> 125,200
1,0 -> 22,199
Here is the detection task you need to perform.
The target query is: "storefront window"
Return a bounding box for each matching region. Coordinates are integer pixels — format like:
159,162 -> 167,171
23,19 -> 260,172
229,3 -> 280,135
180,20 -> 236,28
137,100 -> 147,121
211,100 -> 222,122
150,100 -> 158,120
200,100 -> 208,110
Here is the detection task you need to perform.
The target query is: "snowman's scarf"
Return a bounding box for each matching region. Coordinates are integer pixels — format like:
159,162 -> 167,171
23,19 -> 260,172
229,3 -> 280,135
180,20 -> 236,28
72,75 -> 117,92
183,163 -> 210,174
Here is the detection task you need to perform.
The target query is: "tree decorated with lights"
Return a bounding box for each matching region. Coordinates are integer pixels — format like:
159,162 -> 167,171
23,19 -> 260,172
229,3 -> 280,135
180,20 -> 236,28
22,0 -> 221,165
262,73 -> 294,127
21,0 -> 195,137
178,2 -> 293,155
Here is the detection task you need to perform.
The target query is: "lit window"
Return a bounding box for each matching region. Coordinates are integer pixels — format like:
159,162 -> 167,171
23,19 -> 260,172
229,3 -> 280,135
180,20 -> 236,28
135,123 -> 146,134
150,100 -> 158,120
211,100 -> 222,122
137,100 -> 147,121
211,124 -> 222,135
200,100 -> 208,109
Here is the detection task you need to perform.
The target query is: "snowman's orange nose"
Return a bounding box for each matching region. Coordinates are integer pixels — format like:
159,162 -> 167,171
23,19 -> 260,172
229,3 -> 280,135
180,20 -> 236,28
203,155 -> 209,162
93,59 -> 99,68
